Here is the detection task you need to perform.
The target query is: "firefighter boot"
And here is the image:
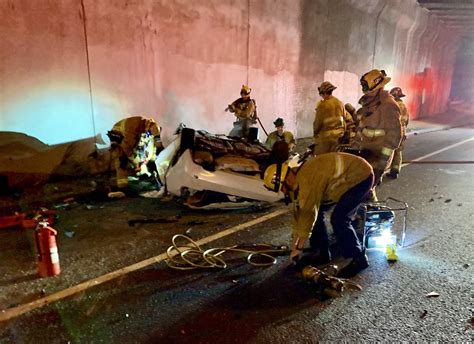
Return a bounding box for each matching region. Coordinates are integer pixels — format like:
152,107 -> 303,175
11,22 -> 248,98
338,252 -> 369,278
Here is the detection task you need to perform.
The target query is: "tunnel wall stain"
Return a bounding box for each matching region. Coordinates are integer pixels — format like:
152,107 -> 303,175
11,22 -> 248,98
0,0 -> 463,144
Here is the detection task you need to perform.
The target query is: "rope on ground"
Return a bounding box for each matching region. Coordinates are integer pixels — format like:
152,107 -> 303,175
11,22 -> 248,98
165,234 -> 290,270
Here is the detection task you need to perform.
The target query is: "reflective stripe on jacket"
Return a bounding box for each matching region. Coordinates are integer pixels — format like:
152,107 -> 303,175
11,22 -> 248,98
291,152 -> 374,240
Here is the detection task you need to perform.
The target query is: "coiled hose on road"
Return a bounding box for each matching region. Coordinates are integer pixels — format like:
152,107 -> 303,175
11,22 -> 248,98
165,234 -> 290,270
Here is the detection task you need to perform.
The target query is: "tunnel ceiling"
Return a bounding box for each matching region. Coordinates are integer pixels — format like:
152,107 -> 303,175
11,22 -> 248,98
418,0 -> 474,37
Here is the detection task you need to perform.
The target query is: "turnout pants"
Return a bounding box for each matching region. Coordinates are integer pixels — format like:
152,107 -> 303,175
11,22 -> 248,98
309,174 -> 374,258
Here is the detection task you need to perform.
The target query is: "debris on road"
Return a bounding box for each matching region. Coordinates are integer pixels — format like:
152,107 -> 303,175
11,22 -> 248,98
463,263 -> 470,269
186,220 -> 206,225
425,292 -> 440,298
420,310 -> 428,319
128,217 -> 179,226
457,203 -> 463,207
53,203 -> 70,210
108,191 -> 126,199
444,199 -> 452,203
428,198 -> 434,202
64,231 -> 75,238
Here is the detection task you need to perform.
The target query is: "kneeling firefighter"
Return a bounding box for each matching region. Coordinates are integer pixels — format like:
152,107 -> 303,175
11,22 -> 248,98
264,152 -> 374,278
107,116 -> 162,189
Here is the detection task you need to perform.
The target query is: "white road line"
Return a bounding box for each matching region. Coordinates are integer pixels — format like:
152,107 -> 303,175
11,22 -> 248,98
0,208 -> 288,322
402,137 -> 474,167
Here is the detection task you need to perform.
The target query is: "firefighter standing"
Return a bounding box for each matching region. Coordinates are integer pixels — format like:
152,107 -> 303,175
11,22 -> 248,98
313,82 -> 345,155
226,85 -> 257,138
352,70 -> 402,194
107,116 -> 162,189
388,87 -> 410,179
265,117 -> 296,151
264,153 -> 374,278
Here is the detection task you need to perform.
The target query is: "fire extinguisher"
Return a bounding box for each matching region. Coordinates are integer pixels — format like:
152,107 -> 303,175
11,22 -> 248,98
34,221 -> 61,277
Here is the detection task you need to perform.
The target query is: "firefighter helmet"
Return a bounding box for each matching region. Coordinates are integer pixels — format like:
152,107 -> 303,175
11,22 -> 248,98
241,85 -> 251,96
318,81 -> 337,95
264,163 -> 289,192
273,117 -> 285,127
390,87 -> 405,99
360,69 -> 391,94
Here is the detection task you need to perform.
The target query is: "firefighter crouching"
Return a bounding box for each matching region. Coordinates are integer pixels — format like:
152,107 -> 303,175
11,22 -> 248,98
265,117 -> 296,151
107,116 -> 162,189
388,87 -> 410,179
313,82 -> 345,155
264,152 -> 375,278
226,85 -> 258,139
352,70 -> 402,196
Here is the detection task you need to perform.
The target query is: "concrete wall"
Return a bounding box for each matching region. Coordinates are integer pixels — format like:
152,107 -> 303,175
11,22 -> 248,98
0,0 -> 463,144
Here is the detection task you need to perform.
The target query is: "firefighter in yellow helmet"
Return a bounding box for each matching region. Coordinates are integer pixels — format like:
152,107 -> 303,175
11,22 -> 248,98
352,70 -> 402,196
265,117 -> 296,151
226,85 -> 257,139
107,116 -> 162,189
388,87 -> 410,179
313,82 -> 345,155
264,153 -> 374,278
340,103 -> 357,144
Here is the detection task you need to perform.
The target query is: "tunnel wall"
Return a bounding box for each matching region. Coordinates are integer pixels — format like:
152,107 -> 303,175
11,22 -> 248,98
0,0 -> 463,144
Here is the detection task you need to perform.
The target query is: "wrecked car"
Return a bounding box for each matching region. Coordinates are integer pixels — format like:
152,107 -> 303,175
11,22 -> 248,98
154,126 -> 298,209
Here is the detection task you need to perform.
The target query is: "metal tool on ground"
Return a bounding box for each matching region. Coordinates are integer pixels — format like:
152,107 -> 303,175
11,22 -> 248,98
166,234 -> 289,270
302,265 -> 362,298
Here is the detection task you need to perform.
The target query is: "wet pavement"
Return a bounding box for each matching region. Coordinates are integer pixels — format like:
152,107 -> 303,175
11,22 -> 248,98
0,126 -> 473,342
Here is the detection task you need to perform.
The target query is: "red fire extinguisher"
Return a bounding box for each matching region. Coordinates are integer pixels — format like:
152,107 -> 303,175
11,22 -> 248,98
34,221 -> 61,277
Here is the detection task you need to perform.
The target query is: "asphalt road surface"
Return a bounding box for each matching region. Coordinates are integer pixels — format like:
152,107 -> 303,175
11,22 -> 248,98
1,127 -> 473,343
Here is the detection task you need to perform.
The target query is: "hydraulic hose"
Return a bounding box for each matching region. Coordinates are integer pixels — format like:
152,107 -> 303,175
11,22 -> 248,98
165,234 -> 290,270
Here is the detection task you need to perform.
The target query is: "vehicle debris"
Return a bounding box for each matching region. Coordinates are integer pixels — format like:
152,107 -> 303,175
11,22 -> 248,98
108,191 -> 126,199
425,292 -> 440,298
128,217 -> 179,227
444,199 -> 452,203
420,310 -> 428,319
64,231 -> 75,238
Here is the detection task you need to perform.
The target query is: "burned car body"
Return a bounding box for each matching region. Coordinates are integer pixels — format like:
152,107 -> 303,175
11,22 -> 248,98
155,127 -> 294,208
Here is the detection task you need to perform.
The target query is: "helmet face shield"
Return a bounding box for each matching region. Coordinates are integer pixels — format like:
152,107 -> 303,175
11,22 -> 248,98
360,69 -> 390,94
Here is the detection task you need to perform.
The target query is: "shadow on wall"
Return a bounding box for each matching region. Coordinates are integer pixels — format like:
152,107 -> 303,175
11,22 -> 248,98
0,132 -> 110,189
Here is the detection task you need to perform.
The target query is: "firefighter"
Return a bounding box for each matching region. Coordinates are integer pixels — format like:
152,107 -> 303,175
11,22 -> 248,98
313,82 -> 345,155
388,87 -> 410,179
352,70 -> 402,196
226,85 -> 257,138
340,103 -> 357,144
265,117 -> 296,151
107,116 -> 162,189
264,152 -> 374,278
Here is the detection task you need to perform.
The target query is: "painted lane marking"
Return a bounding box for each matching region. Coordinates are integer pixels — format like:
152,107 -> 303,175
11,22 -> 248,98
402,137 -> 474,167
0,208 -> 288,322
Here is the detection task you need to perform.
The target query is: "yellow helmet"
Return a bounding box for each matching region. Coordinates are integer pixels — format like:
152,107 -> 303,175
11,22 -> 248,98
264,163 -> 289,192
241,85 -> 251,95
360,69 -> 391,94
318,81 -> 337,95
